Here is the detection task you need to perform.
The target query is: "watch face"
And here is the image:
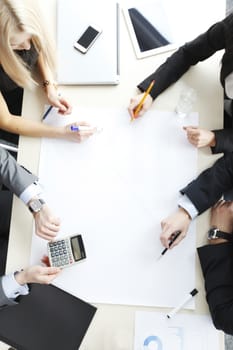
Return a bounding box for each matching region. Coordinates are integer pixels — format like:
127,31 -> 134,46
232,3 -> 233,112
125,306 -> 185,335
208,228 -> 233,242
29,199 -> 43,213
207,228 -> 219,240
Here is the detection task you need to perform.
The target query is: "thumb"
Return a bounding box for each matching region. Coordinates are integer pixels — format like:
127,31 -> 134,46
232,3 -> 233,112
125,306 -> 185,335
183,125 -> 197,131
53,216 -> 61,226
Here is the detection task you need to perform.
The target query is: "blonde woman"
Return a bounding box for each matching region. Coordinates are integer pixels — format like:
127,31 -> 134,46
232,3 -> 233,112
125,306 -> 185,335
0,0 -> 93,145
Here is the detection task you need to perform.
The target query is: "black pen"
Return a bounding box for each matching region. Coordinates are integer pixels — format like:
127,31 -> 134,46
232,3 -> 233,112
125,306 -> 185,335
42,105 -> 53,120
157,230 -> 181,260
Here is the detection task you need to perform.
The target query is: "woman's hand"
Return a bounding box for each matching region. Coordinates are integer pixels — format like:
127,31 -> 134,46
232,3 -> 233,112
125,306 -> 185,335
183,126 -> 216,148
128,93 -> 153,119
46,84 -> 72,115
61,121 -> 97,143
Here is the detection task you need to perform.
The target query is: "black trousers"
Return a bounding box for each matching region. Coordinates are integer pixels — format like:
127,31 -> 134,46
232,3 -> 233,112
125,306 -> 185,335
197,243 -> 233,335
0,87 -> 23,275
0,191 -> 13,275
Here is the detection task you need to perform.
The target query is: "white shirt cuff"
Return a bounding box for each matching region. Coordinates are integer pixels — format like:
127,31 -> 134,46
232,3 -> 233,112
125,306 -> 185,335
178,194 -> 198,220
2,273 -> 29,299
19,181 -> 45,205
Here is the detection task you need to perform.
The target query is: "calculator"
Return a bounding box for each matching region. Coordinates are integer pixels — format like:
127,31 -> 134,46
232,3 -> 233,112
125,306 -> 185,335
47,234 -> 86,268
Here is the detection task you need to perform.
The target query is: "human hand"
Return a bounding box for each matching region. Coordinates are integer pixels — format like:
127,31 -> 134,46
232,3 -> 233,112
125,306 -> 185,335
46,86 -> 72,115
210,200 -> 233,233
160,207 -> 191,248
128,93 -> 153,119
183,126 -> 216,148
15,265 -> 61,285
33,204 -> 60,240
61,122 -> 97,143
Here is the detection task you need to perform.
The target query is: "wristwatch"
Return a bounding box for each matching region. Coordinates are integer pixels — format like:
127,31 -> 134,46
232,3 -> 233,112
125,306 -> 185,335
28,198 -> 45,213
207,227 -> 233,243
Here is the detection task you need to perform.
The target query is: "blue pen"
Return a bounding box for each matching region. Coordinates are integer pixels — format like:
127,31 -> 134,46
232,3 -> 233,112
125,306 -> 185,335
42,92 -> 62,120
70,125 -> 103,133
70,125 -> 79,131
70,125 -> 94,131
42,105 -> 53,120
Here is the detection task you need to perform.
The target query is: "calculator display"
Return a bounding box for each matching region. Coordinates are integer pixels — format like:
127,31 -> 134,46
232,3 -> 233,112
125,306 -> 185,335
71,236 -> 82,261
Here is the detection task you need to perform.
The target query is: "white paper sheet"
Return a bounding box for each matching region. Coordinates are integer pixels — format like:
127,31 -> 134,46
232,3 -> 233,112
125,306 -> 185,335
134,311 -> 221,350
30,106 -> 198,307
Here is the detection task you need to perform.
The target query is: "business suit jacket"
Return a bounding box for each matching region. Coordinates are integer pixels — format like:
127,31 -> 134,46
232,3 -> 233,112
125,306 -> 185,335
0,147 -> 37,307
197,243 -> 233,335
138,13 -> 233,154
181,152 -> 233,214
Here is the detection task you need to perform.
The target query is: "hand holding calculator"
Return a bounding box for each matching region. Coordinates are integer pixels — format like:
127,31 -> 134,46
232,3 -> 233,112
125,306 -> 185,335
48,234 -> 86,268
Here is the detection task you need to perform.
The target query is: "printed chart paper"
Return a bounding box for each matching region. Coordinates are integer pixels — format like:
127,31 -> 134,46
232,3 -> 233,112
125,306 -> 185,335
134,311 -> 221,350
30,106 -> 198,307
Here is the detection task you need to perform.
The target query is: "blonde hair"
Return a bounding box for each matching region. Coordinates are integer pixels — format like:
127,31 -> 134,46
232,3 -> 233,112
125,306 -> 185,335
0,0 -> 56,89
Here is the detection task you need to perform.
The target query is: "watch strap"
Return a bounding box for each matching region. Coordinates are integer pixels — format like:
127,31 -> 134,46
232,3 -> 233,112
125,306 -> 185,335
208,228 -> 233,243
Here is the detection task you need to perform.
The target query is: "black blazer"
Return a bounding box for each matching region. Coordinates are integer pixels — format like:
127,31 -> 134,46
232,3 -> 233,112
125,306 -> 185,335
180,152 -> 233,214
138,14 -> 233,154
197,243 -> 233,335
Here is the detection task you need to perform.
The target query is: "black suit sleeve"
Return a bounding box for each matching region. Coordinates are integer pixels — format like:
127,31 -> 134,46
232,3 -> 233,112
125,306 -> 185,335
181,152 -> 233,214
197,243 -> 233,335
137,18 -> 225,99
211,129 -> 233,154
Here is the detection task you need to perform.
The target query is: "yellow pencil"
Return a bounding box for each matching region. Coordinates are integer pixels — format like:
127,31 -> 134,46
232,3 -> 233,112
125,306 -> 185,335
131,80 -> 155,121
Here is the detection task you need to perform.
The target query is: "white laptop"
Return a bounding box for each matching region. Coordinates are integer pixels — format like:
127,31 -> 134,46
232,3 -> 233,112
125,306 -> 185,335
56,0 -> 120,85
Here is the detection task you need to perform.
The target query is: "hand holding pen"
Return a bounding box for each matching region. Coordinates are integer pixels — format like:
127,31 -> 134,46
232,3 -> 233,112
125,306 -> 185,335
66,122 -> 102,143
160,207 -> 192,249
157,231 -> 181,260
42,94 -> 72,121
128,80 -> 154,120
46,85 -> 72,115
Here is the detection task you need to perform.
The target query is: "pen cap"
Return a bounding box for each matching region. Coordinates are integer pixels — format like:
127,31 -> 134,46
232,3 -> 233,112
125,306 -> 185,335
190,288 -> 198,297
